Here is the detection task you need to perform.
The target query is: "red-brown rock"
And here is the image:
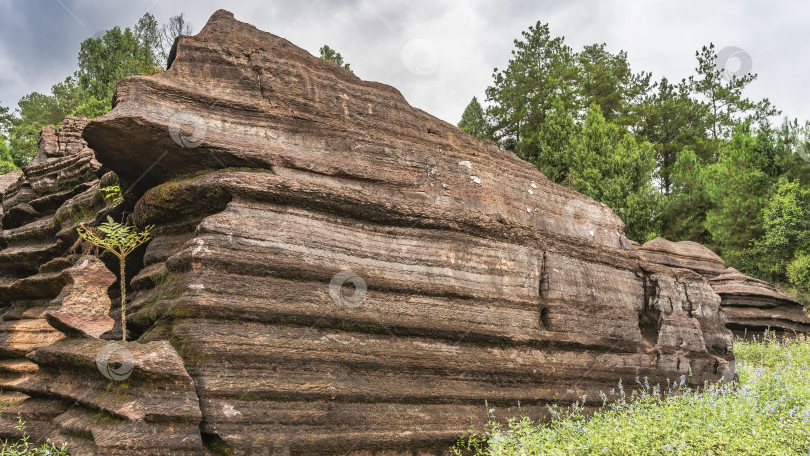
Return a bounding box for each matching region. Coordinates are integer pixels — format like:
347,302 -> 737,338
638,237 -> 726,279
44,255 -> 116,338
0,338 -> 203,455
710,267 -> 810,334
0,117 -> 114,397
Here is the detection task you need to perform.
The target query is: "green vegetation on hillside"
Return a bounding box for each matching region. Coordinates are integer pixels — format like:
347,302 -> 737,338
453,332 -> 810,455
459,22 -> 810,303
319,44 -> 353,72
0,13 -> 193,168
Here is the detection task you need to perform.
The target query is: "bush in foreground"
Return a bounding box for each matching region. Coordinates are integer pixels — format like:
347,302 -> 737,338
453,332 -> 810,455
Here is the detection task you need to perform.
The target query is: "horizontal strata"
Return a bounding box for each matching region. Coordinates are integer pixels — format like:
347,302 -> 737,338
0,117 -> 116,422
123,167 -> 731,453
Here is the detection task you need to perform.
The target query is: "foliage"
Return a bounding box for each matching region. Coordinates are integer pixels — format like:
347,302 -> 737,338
757,180 -> 810,281
319,45 -> 352,72
0,13 -> 190,170
453,332 -> 810,455
576,43 -> 651,128
786,253 -> 810,302
485,21 -> 577,152
637,77 -> 708,194
76,21 -> 161,107
100,185 -> 124,207
527,104 -> 660,241
660,148 -> 711,243
0,106 -> 15,173
467,19 -> 804,278
0,414 -> 69,455
702,130 -> 771,268
458,97 -> 490,139
690,44 -> 779,141
77,216 -> 153,341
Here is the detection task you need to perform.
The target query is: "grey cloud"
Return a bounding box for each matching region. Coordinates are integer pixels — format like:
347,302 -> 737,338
0,0 -> 807,125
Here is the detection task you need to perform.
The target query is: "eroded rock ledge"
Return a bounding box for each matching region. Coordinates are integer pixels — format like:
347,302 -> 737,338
710,267 -> 810,334
639,238 -> 810,335
0,116 -> 113,400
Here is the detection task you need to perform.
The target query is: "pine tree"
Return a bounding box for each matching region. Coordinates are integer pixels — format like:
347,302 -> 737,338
457,97 -> 489,139
319,45 -> 352,72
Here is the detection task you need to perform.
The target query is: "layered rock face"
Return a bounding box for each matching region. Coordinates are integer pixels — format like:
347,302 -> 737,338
0,116 -> 114,397
638,237 -> 726,280
0,256 -> 204,455
639,238 -> 810,334
3,10 -> 734,455
710,268 -> 810,334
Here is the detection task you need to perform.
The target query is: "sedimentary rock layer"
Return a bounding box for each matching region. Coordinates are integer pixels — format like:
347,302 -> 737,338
638,237 -> 726,279
710,268 -> 810,334
0,338 -> 203,455
8,10 -> 735,455
0,117 -> 112,396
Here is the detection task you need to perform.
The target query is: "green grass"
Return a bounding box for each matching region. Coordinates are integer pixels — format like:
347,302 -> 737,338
0,414 -> 69,455
453,332 -> 810,455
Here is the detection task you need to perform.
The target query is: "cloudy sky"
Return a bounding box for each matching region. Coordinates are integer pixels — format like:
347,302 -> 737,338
0,0 -> 807,125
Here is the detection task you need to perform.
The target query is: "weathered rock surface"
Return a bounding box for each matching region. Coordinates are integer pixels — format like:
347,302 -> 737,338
0,170 -> 22,228
76,10 -> 737,454
637,238 -> 809,334
0,338 -> 203,455
638,237 -> 726,279
710,267 -> 810,334
0,237 -> 202,454
43,256 -> 116,338
4,9 -> 734,455
0,116 -> 113,395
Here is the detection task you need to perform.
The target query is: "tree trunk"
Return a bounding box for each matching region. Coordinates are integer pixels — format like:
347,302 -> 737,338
120,258 -> 126,342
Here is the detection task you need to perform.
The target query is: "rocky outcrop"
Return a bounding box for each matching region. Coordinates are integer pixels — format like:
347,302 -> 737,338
0,170 -> 22,228
43,256 -> 116,338
638,237 -> 810,334
75,10 -> 737,454
638,237 -> 726,279
0,116 -> 114,397
710,268 -> 810,334
0,338 -> 203,455
0,255 -> 203,454
1,10 -> 734,455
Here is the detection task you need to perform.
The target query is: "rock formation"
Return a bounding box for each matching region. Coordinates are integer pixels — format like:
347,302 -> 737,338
43,256 -> 117,338
638,237 -> 726,280
639,238 -> 810,335
0,116 -> 114,399
710,267 -> 810,334
1,10 -> 735,455
0,256 -> 203,454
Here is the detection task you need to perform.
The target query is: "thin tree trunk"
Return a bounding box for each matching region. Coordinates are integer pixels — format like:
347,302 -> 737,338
120,258 -> 126,342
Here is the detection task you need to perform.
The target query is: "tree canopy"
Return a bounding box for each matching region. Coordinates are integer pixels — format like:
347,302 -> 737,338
0,13 -> 192,167
459,20 -> 810,302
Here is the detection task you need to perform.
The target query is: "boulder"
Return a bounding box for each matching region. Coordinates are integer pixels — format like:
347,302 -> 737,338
44,256 -> 117,338
710,267 -> 810,334
638,237 -> 726,279
4,9 -> 734,455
